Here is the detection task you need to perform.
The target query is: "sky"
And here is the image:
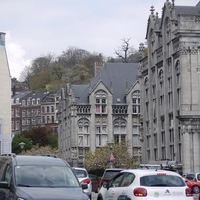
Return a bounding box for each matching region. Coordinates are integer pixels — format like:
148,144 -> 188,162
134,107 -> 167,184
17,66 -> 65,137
0,0 -> 198,80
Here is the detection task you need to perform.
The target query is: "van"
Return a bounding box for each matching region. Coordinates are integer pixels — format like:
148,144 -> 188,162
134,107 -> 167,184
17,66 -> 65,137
0,154 -> 89,200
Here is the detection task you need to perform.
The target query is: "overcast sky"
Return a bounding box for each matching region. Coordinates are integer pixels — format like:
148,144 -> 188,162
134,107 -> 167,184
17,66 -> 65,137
0,0 -> 197,79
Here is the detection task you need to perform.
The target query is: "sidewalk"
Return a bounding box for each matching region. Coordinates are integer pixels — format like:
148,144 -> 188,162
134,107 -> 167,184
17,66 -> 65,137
194,194 -> 199,200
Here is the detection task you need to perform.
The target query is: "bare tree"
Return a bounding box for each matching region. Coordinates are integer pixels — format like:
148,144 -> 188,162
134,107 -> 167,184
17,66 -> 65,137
114,38 -> 139,63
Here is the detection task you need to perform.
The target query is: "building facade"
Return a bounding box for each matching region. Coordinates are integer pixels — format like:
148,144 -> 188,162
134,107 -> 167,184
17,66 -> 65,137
58,63 -> 141,167
138,0 -> 200,173
0,32 -> 11,154
11,91 -> 60,137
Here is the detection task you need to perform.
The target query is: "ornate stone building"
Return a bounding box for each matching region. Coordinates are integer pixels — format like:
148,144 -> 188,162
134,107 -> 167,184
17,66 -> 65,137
138,0 -> 200,173
58,63 -> 141,167
0,32 -> 11,154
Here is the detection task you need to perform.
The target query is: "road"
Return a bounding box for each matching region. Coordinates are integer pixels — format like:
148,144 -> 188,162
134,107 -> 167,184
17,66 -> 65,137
92,192 -> 98,200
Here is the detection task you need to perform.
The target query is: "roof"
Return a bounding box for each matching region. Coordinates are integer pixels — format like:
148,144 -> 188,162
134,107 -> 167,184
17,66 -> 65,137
175,5 -> 200,17
72,63 -> 138,104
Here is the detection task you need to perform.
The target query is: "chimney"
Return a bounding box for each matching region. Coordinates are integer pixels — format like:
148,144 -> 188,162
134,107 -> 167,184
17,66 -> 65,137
94,62 -> 105,76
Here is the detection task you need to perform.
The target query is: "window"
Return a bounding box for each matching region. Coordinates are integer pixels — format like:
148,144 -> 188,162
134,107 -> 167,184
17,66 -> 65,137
51,106 -> 54,112
37,98 -> 40,104
22,110 -> 26,117
95,90 -> 107,114
22,100 -> 26,106
113,118 -> 127,144
78,119 -> 90,147
32,99 -> 35,105
96,125 -> 107,147
132,91 -> 140,114
16,108 -> 20,117
16,121 -> 20,130
47,106 -> 50,113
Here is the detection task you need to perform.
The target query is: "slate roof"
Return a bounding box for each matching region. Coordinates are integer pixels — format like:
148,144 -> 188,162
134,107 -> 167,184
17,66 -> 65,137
72,63 -> 138,105
175,4 -> 200,17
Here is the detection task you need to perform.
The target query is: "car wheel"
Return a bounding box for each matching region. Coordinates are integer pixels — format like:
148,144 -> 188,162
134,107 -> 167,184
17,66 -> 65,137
97,194 -> 103,200
89,194 -> 92,200
192,185 -> 200,194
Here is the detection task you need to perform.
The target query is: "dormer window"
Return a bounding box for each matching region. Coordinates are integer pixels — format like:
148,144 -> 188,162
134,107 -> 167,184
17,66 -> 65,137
95,90 -> 107,114
32,99 -> 35,105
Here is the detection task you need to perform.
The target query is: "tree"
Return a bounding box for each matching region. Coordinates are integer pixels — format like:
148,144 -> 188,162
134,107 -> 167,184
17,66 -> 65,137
58,46 -> 91,69
51,62 -> 66,80
114,38 -> 141,63
84,141 -> 137,171
22,127 -> 53,147
19,65 -> 32,90
12,134 -> 33,154
21,145 -> 62,158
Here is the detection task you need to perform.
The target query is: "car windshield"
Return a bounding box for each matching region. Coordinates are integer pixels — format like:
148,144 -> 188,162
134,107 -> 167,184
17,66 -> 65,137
15,165 -> 80,187
140,175 -> 185,187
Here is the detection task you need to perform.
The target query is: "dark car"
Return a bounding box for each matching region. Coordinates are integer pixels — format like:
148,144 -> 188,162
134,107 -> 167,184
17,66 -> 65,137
89,174 -> 100,193
0,154 -> 89,200
100,168 -> 124,186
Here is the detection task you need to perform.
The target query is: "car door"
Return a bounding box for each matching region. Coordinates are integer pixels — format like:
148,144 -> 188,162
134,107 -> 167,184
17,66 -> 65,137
117,172 -> 135,198
105,172 -> 125,200
0,162 -> 14,200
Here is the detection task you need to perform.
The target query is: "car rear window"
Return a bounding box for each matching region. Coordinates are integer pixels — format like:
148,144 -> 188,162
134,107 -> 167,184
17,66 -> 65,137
140,175 -> 185,187
73,169 -> 87,178
197,173 -> 200,181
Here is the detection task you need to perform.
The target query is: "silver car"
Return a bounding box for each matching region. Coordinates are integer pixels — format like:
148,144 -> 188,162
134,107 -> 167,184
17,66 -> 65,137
73,167 -> 92,200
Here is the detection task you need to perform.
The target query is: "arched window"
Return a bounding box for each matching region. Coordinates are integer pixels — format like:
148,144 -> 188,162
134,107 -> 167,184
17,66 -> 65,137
113,118 -> 127,143
95,90 -> 107,114
78,118 -> 90,147
132,90 -> 140,114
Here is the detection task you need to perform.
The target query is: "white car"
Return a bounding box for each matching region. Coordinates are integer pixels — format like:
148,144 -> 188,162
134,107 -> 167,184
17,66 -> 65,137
97,169 -> 194,200
73,167 -> 92,199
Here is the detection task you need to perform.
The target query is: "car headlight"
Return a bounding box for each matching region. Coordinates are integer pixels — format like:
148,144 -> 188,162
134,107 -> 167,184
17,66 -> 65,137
17,198 -> 26,200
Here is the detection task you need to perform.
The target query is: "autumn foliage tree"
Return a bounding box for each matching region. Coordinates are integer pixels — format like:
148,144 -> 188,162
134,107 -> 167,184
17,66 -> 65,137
21,127 -> 58,148
84,141 -> 137,171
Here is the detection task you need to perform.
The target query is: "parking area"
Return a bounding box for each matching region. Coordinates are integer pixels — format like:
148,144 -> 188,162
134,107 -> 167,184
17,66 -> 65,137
92,192 -> 98,200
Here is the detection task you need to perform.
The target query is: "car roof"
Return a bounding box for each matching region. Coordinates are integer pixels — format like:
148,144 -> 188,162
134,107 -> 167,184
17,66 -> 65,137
104,168 -> 125,171
120,169 -> 181,176
12,155 -> 69,166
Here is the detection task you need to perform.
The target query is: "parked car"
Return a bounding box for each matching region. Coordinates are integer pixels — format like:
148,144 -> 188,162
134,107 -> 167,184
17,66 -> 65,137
100,168 -> 124,186
73,167 -> 92,199
97,169 -> 193,200
182,176 -> 200,193
0,154 -> 89,200
89,174 -> 100,193
185,172 -> 200,182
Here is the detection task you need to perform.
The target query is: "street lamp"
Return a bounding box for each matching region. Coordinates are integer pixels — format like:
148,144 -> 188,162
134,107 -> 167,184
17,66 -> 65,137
107,141 -> 114,168
19,142 -> 25,154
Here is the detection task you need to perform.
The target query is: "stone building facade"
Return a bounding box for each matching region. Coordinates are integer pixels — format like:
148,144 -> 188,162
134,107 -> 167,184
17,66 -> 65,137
138,0 -> 200,173
0,32 -> 11,154
58,63 -> 141,167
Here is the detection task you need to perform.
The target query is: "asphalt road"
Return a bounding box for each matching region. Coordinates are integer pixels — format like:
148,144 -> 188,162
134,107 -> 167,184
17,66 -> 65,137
92,192 -> 98,200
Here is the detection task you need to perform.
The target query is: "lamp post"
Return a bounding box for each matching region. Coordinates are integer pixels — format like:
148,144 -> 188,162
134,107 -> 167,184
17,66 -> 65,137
107,141 -> 114,168
19,142 -> 25,154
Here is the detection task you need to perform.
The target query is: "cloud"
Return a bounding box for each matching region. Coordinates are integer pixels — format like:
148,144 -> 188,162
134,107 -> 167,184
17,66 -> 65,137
5,32 -> 31,80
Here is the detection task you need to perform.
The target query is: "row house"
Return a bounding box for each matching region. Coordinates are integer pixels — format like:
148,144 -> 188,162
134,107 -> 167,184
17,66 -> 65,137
12,91 -> 60,137
138,0 -> 200,173
58,62 -> 141,167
